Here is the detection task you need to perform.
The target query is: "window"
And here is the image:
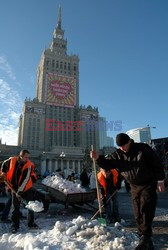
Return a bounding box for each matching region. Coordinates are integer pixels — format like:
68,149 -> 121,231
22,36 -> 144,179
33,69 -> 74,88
60,62 -> 63,69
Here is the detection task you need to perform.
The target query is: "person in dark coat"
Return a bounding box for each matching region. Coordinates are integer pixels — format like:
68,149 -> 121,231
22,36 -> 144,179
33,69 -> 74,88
90,133 -> 165,250
80,169 -> 90,188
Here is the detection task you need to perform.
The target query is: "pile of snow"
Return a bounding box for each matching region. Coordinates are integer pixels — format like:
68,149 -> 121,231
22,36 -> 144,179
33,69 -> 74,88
42,174 -> 86,194
0,216 -> 139,249
25,200 -> 44,212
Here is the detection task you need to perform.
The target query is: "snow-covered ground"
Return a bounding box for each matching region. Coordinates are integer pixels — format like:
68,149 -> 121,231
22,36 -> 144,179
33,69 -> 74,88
0,214 -> 139,250
0,189 -> 167,250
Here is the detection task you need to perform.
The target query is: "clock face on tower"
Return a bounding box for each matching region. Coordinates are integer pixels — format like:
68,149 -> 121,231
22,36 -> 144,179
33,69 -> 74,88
57,34 -> 62,39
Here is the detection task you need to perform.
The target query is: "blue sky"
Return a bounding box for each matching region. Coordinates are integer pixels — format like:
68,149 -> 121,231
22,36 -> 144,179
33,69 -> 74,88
0,0 -> 168,145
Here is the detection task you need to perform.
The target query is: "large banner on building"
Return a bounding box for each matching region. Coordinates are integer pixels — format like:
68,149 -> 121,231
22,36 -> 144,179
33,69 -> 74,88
45,73 -> 76,107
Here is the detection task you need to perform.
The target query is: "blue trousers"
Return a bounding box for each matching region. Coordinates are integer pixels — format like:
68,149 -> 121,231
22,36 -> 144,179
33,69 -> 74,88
105,191 -> 120,221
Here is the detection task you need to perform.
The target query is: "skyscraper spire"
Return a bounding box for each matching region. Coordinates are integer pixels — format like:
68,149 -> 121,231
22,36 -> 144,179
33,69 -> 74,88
57,5 -> 61,29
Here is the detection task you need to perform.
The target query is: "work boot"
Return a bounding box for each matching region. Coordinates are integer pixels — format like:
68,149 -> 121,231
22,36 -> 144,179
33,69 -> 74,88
114,217 -> 121,223
28,222 -> 38,229
135,235 -> 154,250
11,225 -> 19,234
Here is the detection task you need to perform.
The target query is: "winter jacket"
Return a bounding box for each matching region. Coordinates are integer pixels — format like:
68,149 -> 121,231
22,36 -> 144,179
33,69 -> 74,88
1,157 -> 37,192
96,141 -> 165,186
80,171 -> 90,187
0,161 -> 3,175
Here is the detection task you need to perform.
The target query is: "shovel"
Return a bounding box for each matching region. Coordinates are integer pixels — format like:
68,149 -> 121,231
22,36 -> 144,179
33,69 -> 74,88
4,180 -> 36,212
91,145 -> 106,226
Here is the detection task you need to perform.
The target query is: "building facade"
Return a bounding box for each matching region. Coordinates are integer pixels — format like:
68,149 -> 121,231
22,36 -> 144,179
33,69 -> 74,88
151,137 -> 168,171
99,117 -> 107,149
17,7 -> 99,175
106,136 -> 114,147
126,127 -> 152,144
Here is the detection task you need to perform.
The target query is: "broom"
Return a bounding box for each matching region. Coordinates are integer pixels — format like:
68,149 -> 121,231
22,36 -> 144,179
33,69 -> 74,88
91,189 -> 117,220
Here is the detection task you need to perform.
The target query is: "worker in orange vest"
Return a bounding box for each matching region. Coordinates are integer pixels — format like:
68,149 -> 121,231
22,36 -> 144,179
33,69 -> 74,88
97,168 -> 122,223
0,149 -> 38,233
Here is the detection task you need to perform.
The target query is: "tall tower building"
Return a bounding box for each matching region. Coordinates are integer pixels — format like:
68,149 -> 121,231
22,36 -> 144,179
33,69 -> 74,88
18,7 -> 99,174
18,7 -> 80,150
36,6 -> 79,107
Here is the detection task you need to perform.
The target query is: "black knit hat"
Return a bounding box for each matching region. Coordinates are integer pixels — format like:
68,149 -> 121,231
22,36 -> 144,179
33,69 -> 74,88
116,133 -> 130,146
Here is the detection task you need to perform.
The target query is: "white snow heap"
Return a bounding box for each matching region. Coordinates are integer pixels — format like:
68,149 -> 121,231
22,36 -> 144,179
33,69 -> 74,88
54,221 -> 66,232
42,174 -> 86,194
0,216 -> 140,249
25,200 -> 44,212
66,225 -> 78,236
48,216 -> 139,249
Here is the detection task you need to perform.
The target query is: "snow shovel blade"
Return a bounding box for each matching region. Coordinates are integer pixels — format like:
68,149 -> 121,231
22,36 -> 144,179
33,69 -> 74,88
98,217 -> 106,226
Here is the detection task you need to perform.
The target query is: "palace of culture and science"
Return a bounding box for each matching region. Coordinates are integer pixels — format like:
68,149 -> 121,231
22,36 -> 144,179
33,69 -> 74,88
0,7 -> 100,176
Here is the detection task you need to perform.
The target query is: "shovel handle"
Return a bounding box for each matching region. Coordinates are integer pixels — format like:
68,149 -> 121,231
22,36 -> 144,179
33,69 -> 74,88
91,190 -> 117,220
91,145 -> 102,217
5,180 -> 17,195
4,180 -> 36,212
5,180 -> 22,201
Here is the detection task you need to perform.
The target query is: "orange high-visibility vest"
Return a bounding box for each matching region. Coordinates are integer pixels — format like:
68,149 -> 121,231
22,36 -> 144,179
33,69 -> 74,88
97,169 -> 118,197
6,157 -> 34,192
31,164 -> 38,182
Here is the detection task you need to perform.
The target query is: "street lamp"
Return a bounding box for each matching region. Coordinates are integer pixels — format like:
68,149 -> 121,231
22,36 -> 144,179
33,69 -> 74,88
60,152 -> 66,158
60,152 -> 66,172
